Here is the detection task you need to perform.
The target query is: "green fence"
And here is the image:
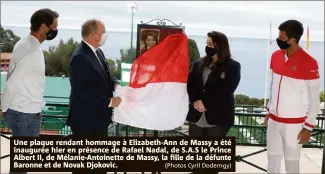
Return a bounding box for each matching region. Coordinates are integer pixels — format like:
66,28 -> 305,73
1,102 -> 324,148
1,102 -> 324,172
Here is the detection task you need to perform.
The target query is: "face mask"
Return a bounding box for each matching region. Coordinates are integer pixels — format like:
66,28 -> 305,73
276,38 -> 290,49
205,46 -> 218,58
99,33 -> 107,46
45,29 -> 58,40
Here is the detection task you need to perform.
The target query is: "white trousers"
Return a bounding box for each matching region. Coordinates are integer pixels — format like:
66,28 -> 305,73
267,118 -> 303,174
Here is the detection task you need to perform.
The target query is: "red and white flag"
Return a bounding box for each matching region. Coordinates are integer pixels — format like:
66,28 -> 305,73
113,34 -> 189,130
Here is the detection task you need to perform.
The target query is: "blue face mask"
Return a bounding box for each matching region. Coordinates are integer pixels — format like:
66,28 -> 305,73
276,38 -> 290,49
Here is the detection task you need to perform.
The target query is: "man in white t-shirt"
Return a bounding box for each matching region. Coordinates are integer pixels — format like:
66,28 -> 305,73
1,9 -> 59,142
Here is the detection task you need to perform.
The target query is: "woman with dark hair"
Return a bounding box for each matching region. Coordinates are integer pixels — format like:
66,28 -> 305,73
187,31 -> 241,139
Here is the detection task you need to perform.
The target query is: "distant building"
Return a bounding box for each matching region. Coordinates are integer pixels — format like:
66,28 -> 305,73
0,53 -> 12,72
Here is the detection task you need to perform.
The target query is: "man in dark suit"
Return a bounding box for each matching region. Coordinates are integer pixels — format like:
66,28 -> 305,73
67,19 -> 121,140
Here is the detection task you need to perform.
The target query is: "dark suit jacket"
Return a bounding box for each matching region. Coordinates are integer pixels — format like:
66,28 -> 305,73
186,58 -> 241,126
67,41 -> 119,132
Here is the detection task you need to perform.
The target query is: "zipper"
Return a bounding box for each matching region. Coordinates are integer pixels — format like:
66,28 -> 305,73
275,50 -> 290,116
276,75 -> 283,116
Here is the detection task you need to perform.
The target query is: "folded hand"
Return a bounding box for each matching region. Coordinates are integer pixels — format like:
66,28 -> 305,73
110,97 -> 121,108
194,100 -> 206,112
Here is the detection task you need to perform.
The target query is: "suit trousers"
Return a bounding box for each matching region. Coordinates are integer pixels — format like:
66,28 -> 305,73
71,126 -> 109,174
188,123 -> 231,174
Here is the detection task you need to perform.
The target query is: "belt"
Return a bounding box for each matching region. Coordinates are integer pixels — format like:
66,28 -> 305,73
268,113 -> 307,124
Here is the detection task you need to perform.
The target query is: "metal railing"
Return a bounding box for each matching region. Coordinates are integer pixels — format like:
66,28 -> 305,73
1,101 -> 324,173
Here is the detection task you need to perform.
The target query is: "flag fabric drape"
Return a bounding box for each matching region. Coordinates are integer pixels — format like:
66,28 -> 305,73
112,33 -> 189,130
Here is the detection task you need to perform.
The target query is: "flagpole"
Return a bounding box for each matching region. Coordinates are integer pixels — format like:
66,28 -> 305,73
263,21 -> 272,107
306,25 -> 310,50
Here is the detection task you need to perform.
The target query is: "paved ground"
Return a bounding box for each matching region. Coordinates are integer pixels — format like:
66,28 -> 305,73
1,136 -> 323,173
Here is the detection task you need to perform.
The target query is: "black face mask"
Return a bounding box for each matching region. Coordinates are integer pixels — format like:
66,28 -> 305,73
46,29 -> 58,40
276,38 -> 290,49
205,46 -> 218,58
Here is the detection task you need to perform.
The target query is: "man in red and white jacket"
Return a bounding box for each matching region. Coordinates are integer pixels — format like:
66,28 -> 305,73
265,20 -> 320,173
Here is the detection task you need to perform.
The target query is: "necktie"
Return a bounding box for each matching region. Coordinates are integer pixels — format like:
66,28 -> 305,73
96,50 -> 109,74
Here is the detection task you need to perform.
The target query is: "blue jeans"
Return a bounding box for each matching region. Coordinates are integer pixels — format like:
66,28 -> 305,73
4,108 -> 42,174
4,108 -> 42,137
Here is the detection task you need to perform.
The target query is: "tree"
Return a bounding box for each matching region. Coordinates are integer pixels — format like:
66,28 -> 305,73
105,58 -> 121,80
262,98 -> 270,106
234,94 -> 270,106
320,90 -> 325,102
235,94 -> 251,105
113,46 -> 136,80
119,46 -> 136,63
44,38 -> 79,76
250,98 -> 261,106
0,26 -> 21,52
106,59 -> 117,73
43,37 -> 122,79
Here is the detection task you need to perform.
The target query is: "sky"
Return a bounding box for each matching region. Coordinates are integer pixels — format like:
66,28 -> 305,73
1,1 -> 324,41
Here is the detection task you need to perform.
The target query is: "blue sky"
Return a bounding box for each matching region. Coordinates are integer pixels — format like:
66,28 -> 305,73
1,1 -> 324,41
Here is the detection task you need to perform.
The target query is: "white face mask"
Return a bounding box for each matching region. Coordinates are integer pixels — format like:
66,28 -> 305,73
99,32 -> 107,46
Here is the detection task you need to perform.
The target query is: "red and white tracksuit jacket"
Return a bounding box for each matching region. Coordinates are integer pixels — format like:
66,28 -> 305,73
267,48 -> 320,131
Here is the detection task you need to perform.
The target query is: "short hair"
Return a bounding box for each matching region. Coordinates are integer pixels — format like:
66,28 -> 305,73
278,20 -> 304,43
81,19 -> 99,37
30,8 -> 59,31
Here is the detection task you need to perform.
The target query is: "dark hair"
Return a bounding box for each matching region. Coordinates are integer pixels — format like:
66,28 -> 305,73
81,19 -> 99,37
30,8 -> 59,31
200,31 -> 232,71
278,20 -> 304,43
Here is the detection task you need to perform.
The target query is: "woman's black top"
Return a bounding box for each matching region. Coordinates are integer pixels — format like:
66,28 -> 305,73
186,58 -> 241,126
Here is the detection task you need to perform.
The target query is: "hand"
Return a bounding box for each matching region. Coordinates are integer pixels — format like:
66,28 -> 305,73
194,100 -> 206,112
0,111 -> 3,117
297,128 -> 311,144
264,115 -> 269,127
110,97 -> 121,108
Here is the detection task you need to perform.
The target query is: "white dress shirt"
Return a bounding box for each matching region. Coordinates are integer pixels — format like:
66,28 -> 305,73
82,40 -> 104,69
1,34 -> 46,113
82,40 -> 112,107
